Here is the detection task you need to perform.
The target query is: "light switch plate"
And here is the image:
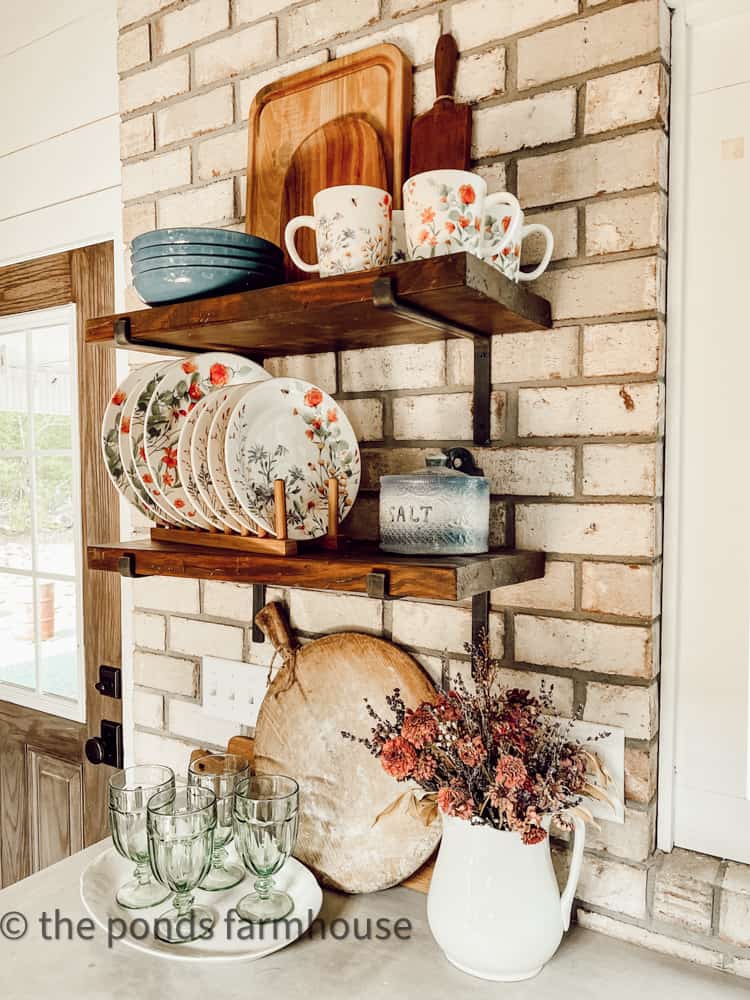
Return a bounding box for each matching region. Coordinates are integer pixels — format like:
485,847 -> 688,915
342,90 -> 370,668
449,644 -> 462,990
202,657 -> 270,727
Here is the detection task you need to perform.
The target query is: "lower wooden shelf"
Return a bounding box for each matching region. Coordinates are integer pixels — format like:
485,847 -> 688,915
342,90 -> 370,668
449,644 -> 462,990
87,539 -> 545,602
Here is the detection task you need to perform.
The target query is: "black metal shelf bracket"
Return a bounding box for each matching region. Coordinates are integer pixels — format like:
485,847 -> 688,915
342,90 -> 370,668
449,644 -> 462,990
113,317 -> 189,356
251,584 -> 266,644
367,571 -> 388,599
117,554 -> 141,578
372,276 -> 491,447
471,591 -> 490,647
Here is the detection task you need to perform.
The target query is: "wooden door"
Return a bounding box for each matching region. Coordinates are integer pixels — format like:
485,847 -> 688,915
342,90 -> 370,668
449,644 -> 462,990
0,243 -> 120,886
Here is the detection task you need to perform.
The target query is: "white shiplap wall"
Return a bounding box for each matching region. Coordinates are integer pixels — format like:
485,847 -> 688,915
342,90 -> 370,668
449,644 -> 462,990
0,0 -> 123,275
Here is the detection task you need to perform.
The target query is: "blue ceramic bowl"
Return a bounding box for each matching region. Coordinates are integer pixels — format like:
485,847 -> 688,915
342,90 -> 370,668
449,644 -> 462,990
132,253 -> 284,276
132,228 -> 282,259
132,242 -> 282,265
133,263 -> 283,306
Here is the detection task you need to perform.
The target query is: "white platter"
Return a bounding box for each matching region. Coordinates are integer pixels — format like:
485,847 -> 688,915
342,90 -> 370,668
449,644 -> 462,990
225,378 -> 360,540
80,844 -> 322,963
144,353 -> 268,526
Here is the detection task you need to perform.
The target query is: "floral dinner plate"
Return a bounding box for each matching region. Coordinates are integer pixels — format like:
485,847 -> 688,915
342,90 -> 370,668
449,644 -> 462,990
176,399 -> 226,531
101,366 -> 163,523
144,353 -> 268,525
128,362 -> 193,527
191,390 -> 247,533
206,386 -> 260,534
225,378 -> 360,541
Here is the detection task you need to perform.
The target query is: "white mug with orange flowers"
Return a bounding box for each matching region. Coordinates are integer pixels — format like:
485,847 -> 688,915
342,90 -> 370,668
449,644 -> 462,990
482,207 -> 554,283
403,170 -> 521,261
285,184 -> 392,277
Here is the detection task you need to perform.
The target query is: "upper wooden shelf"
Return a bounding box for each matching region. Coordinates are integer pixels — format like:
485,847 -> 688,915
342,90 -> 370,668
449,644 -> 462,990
88,539 -> 545,602
86,253 -> 551,358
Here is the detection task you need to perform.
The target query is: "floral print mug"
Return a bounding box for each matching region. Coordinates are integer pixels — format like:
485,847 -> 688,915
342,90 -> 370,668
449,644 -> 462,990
284,184 -> 392,277
482,207 -> 554,283
403,170 -> 521,261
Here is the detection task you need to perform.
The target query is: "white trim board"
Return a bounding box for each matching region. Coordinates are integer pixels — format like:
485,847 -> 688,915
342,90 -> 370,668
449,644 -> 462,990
658,0 -> 750,855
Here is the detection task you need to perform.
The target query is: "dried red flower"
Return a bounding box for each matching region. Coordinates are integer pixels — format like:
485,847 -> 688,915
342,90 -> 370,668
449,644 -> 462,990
413,753 -> 438,782
522,825 -> 547,846
401,707 -> 438,749
457,736 -> 487,767
437,786 -> 474,820
435,692 -> 462,722
380,737 -> 417,780
496,755 -> 528,791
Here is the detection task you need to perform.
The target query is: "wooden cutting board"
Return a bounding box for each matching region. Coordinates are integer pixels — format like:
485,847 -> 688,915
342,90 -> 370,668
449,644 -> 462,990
246,44 -> 411,257
253,603 -> 441,894
282,115 -> 388,282
409,34 -> 471,175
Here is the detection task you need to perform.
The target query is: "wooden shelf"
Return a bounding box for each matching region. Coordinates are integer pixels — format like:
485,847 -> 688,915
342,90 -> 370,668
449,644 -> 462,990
85,253 -> 551,358
88,540 -> 545,602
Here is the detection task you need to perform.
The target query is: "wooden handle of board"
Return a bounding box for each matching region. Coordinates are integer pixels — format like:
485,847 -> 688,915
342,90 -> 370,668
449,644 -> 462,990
434,34 -> 458,101
255,601 -> 296,656
188,736 -> 255,774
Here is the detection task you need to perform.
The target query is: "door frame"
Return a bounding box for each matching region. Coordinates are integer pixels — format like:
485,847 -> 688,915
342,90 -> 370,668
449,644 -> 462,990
0,242 -> 120,875
658,0 -> 750,852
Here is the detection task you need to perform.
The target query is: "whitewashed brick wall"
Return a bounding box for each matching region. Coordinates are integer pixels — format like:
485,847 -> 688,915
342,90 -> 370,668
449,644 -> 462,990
115,0 -> 750,978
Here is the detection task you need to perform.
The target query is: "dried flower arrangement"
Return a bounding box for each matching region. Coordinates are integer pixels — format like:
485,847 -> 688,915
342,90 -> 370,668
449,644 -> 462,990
343,634 -> 613,846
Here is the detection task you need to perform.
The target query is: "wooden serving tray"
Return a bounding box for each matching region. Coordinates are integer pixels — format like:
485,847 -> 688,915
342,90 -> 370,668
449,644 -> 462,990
245,44 -> 412,254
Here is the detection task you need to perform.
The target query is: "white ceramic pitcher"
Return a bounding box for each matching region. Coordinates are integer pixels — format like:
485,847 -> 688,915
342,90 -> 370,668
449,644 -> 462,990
427,812 -> 586,982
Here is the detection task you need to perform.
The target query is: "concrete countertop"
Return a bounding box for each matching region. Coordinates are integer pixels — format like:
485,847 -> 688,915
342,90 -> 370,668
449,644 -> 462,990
0,842 -> 746,1000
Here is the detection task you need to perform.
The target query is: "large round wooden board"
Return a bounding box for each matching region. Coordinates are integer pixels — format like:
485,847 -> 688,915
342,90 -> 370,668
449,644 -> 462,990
253,631 -> 441,893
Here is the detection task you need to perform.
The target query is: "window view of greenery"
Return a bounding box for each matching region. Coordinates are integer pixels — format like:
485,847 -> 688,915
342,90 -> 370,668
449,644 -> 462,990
0,323 -> 79,704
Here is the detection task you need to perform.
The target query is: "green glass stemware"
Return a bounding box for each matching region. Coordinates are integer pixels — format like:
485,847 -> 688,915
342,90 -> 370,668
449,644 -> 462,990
233,774 -> 299,924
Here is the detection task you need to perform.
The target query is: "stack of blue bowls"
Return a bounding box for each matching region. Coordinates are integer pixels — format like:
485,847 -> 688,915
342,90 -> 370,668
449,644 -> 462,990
131,228 -> 285,305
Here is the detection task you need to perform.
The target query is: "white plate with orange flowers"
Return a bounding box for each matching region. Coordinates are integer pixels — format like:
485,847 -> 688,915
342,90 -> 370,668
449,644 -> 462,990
144,353 -> 268,525
101,363 -> 172,524
126,362 -> 193,527
225,378 -> 360,540
206,386 -> 260,534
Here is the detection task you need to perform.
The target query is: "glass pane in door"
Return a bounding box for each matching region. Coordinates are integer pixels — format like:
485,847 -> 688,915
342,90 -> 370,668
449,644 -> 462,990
0,455 -> 32,569
0,572 -> 35,689
38,578 -> 79,701
0,306 -> 83,721
35,455 -> 75,576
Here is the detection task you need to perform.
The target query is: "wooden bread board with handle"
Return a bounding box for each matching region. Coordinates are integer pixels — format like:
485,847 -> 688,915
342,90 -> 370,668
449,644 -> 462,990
253,602 -> 442,894
246,44 -> 411,255
409,33 -> 471,175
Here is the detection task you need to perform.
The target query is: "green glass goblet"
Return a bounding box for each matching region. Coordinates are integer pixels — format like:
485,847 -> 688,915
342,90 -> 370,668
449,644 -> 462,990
233,774 -> 299,924
108,765 -> 175,909
147,786 -> 217,944
188,753 -> 249,891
